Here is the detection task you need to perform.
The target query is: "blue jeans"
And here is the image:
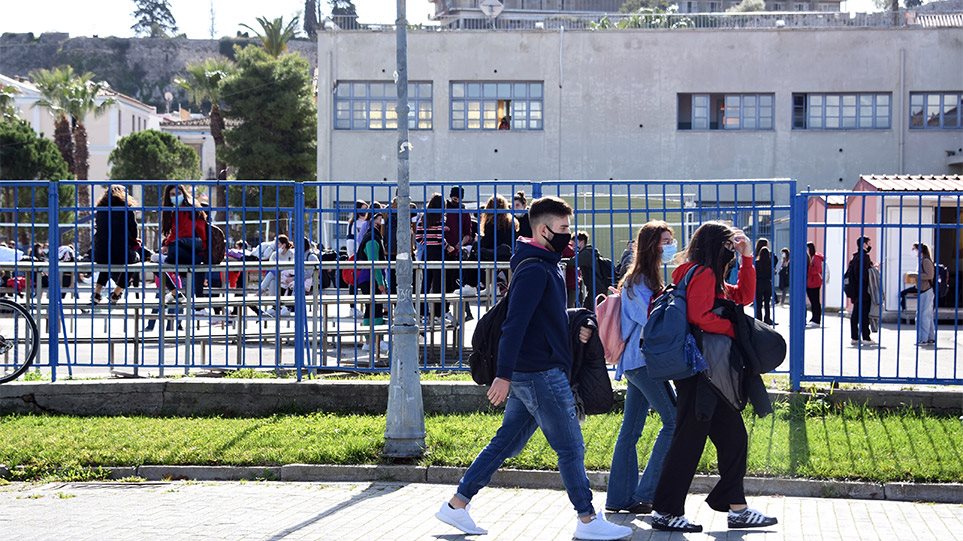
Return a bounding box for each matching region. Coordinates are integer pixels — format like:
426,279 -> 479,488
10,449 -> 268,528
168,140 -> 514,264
606,365 -> 677,508
917,288 -> 936,342
167,238 -> 200,266
456,368 -> 594,517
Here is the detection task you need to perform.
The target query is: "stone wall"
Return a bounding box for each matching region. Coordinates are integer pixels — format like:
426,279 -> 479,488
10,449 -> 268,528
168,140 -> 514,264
0,32 -> 319,111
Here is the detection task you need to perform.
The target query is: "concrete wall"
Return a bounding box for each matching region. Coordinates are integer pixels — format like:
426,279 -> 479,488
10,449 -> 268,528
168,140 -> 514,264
317,28 -> 963,190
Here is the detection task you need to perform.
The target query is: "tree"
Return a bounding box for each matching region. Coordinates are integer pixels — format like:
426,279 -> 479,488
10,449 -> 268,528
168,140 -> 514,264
330,0 -> 361,29
0,118 -> 75,230
64,76 -> 114,182
240,16 -> 300,58
109,130 -> 200,182
304,0 -> 320,39
131,0 -> 178,38
175,57 -> 236,181
221,45 -> 316,206
727,0 -> 766,12
0,84 -> 19,122
30,66 -> 76,175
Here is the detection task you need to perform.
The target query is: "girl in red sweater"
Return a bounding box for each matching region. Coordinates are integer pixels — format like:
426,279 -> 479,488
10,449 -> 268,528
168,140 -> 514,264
161,185 -> 208,264
651,222 -> 778,533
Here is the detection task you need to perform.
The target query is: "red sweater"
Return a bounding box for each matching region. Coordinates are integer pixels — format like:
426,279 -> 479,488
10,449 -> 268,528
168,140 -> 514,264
163,209 -> 207,249
672,256 -> 755,338
807,253 -> 824,289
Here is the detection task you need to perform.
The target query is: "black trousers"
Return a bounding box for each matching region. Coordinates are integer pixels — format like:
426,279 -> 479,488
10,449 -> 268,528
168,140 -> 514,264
754,280 -> 772,323
96,271 -> 128,289
653,376 -> 748,516
850,292 -> 872,341
807,286 -> 822,324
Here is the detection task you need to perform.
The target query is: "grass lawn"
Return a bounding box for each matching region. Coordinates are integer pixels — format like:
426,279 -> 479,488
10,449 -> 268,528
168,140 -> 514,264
1,402 -> 961,483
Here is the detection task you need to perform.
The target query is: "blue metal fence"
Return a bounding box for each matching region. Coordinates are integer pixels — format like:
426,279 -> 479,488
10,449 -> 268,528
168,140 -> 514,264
14,179 -> 963,388
789,191 -> 963,388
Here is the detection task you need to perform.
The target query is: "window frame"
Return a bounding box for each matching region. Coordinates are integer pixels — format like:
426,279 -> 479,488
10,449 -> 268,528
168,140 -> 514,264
677,93 -> 774,131
449,81 -> 544,131
792,92 -> 892,130
333,80 -> 433,131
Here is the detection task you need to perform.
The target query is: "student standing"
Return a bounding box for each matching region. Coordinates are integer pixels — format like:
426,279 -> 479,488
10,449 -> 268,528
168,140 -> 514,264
915,243 -> 937,346
606,221 -> 677,516
844,237 -> 874,346
806,243 -> 824,328
435,196 -> 632,541
651,222 -> 778,533
754,243 -> 774,325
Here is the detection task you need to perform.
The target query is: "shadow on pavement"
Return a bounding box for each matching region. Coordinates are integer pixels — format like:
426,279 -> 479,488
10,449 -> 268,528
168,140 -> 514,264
265,482 -> 405,540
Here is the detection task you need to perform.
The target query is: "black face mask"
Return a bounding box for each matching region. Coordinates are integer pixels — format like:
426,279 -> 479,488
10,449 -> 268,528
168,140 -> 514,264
543,229 -> 571,253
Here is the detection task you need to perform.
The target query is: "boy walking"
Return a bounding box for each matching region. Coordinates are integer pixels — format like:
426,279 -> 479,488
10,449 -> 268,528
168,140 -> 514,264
435,197 -> 632,540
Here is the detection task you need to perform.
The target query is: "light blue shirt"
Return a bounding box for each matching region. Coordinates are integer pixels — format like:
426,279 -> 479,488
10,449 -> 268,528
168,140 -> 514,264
615,281 -> 655,380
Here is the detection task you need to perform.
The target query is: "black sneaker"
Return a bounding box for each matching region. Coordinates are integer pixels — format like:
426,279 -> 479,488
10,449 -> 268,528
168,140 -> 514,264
651,511 -> 702,532
728,508 -> 778,529
605,501 -> 652,515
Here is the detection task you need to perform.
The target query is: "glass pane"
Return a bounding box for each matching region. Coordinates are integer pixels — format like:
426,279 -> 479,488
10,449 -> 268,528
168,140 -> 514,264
744,115 -> 757,129
370,84 -> 384,98
513,83 -> 527,98
825,95 -> 840,107
483,83 -> 497,98
859,113 -> 874,128
926,95 -> 941,127
451,83 -> 465,98
810,95 -> 823,107
335,119 -> 350,129
336,83 -> 350,97
530,83 -> 543,98
759,94 -> 773,107
877,94 -> 890,107
859,95 -> 873,108
498,84 -> 511,99
467,83 -> 481,98
825,115 -> 839,129
352,83 -> 367,97
694,116 -> 709,130
809,113 -> 823,129
530,119 -> 543,130
421,83 -> 432,98
384,84 -> 397,98
452,119 -> 465,130
842,95 -> 856,107
759,116 -> 772,130
841,115 -> 856,129
744,95 -> 757,108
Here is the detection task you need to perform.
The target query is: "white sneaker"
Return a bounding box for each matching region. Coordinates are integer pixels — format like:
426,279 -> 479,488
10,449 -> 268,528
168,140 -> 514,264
459,284 -> 478,297
348,307 -> 363,320
164,291 -> 186,304
444,313 -> 457,327
435,501 -> 487,535
574,512 -> 632,540
279,306 -> 291,316
806,321 -> 819,328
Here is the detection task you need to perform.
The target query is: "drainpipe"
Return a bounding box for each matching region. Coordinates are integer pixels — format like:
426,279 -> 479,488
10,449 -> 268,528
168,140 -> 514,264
898,48 -> 906,174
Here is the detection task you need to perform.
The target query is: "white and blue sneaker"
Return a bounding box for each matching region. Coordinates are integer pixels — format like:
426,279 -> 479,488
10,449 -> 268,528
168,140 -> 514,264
435,501 -> 487,535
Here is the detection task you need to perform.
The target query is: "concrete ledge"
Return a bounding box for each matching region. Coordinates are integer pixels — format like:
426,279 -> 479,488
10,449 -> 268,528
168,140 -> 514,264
0,379 -> 960,417
137,465 -> 281,481
884,482 -> 963,503
48,464 -> 961,504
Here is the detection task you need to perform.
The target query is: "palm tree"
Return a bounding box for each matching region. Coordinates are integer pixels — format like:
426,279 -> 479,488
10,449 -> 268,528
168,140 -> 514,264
175,57 -> 237,217
240,16 -> 300,58
64,75 -> 114,182
31,66 -> 76,175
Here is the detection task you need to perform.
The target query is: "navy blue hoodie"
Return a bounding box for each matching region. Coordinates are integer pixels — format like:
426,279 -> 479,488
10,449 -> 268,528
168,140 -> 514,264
496,238 -> 573,380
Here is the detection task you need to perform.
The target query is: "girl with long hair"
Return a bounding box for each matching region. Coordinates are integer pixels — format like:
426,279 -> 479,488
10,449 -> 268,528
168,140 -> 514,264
92,185 -> 139,305
606,221 -> 678,516
754,240 -> 774,325
651,222 -> 777,533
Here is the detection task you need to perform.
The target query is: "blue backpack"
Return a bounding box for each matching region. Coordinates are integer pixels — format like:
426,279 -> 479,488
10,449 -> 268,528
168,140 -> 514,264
642,265 -> 704,382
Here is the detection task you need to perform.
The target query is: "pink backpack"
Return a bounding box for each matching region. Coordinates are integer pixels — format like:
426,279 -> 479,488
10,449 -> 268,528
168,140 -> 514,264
594,288 -> 625,366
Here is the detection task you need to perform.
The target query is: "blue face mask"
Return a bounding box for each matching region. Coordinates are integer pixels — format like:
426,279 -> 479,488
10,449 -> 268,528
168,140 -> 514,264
661,241 -> 678,264
172,194 -> 184,206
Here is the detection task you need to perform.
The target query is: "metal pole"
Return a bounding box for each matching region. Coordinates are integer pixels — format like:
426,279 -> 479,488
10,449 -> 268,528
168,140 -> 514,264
384,0 -> 426,458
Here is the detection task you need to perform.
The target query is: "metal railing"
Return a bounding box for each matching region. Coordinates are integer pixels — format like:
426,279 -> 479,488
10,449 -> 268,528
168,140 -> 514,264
789,191 -> 963,388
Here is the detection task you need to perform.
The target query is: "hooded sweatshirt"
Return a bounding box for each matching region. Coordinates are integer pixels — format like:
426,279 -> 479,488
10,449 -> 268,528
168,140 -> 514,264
496,238 -> 572,380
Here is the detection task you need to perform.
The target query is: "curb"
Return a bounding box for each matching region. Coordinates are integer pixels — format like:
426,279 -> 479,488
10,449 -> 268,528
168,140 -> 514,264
18,464 -> 952,505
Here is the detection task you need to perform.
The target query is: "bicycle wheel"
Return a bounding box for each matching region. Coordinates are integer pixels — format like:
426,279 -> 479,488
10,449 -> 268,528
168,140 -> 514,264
0,298 -> 40,384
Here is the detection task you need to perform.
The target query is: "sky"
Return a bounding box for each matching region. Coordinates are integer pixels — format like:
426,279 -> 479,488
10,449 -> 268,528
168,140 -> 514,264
0,0 -> 438,39
0,0 -> 886,39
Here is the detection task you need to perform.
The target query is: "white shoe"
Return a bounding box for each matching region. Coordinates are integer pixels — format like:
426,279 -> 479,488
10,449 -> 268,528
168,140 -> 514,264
264,307 -> 277,317
348,307 -> 363,319
279,306 -> 291,316
444,313 -> 457,327
459,284 -> 478,297
150,252 -> 162,263
574,512 -> 632,540
435,502 -> 487,535
361,343 -> 371,354
164,291 -> 186,304
806,321 -> 819,328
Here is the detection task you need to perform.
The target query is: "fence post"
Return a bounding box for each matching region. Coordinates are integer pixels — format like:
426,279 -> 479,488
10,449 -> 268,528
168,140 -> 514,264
47,181 -> 61,382
789,188 -> 806,391
531,181 -> 543,199
293,182 -> 306,382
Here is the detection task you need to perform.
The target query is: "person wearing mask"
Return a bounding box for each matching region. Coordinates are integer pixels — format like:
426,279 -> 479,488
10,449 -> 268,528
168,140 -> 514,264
346,200 -> 369,257
776,248 -> 790,305
513,191 -> 532,239
158,185 -> 207,304
754,239 -> 774,326
356,202 -> 388,327
651,222 -> 777,533
806,243 -> 824,328
914,243 -> 937,346
844,236 -> 875,346
259,234 -> 293,296
606,221 -> 678,518
92,185 -> 139,305
435,196 -> 632,541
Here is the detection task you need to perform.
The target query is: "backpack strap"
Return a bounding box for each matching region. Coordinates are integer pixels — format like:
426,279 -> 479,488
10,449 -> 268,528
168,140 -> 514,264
675,265 -> 702,293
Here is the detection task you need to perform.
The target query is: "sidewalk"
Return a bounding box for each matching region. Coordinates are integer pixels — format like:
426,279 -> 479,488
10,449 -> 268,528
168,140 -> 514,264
1,480 -> 960,540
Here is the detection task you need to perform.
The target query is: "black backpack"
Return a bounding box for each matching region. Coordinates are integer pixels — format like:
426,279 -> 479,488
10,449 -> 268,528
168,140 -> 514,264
936,263 -> 950,299
469,257 -> 541,385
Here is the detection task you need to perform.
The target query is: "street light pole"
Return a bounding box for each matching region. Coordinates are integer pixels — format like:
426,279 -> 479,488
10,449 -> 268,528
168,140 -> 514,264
384,0 -> 426,458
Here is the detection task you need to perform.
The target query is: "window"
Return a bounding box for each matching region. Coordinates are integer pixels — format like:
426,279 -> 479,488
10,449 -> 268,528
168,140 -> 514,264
794,2 -> 806,9
773,3 -> 784,9
450,81 -> 543,131
678,93 -> 774,131
910,92 -> 963,129
334,81 -> 433,130
792,93 -> 891,129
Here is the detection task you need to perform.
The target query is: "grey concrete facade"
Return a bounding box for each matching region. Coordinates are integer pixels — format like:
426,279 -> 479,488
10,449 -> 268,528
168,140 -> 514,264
316,28 -> 963,189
